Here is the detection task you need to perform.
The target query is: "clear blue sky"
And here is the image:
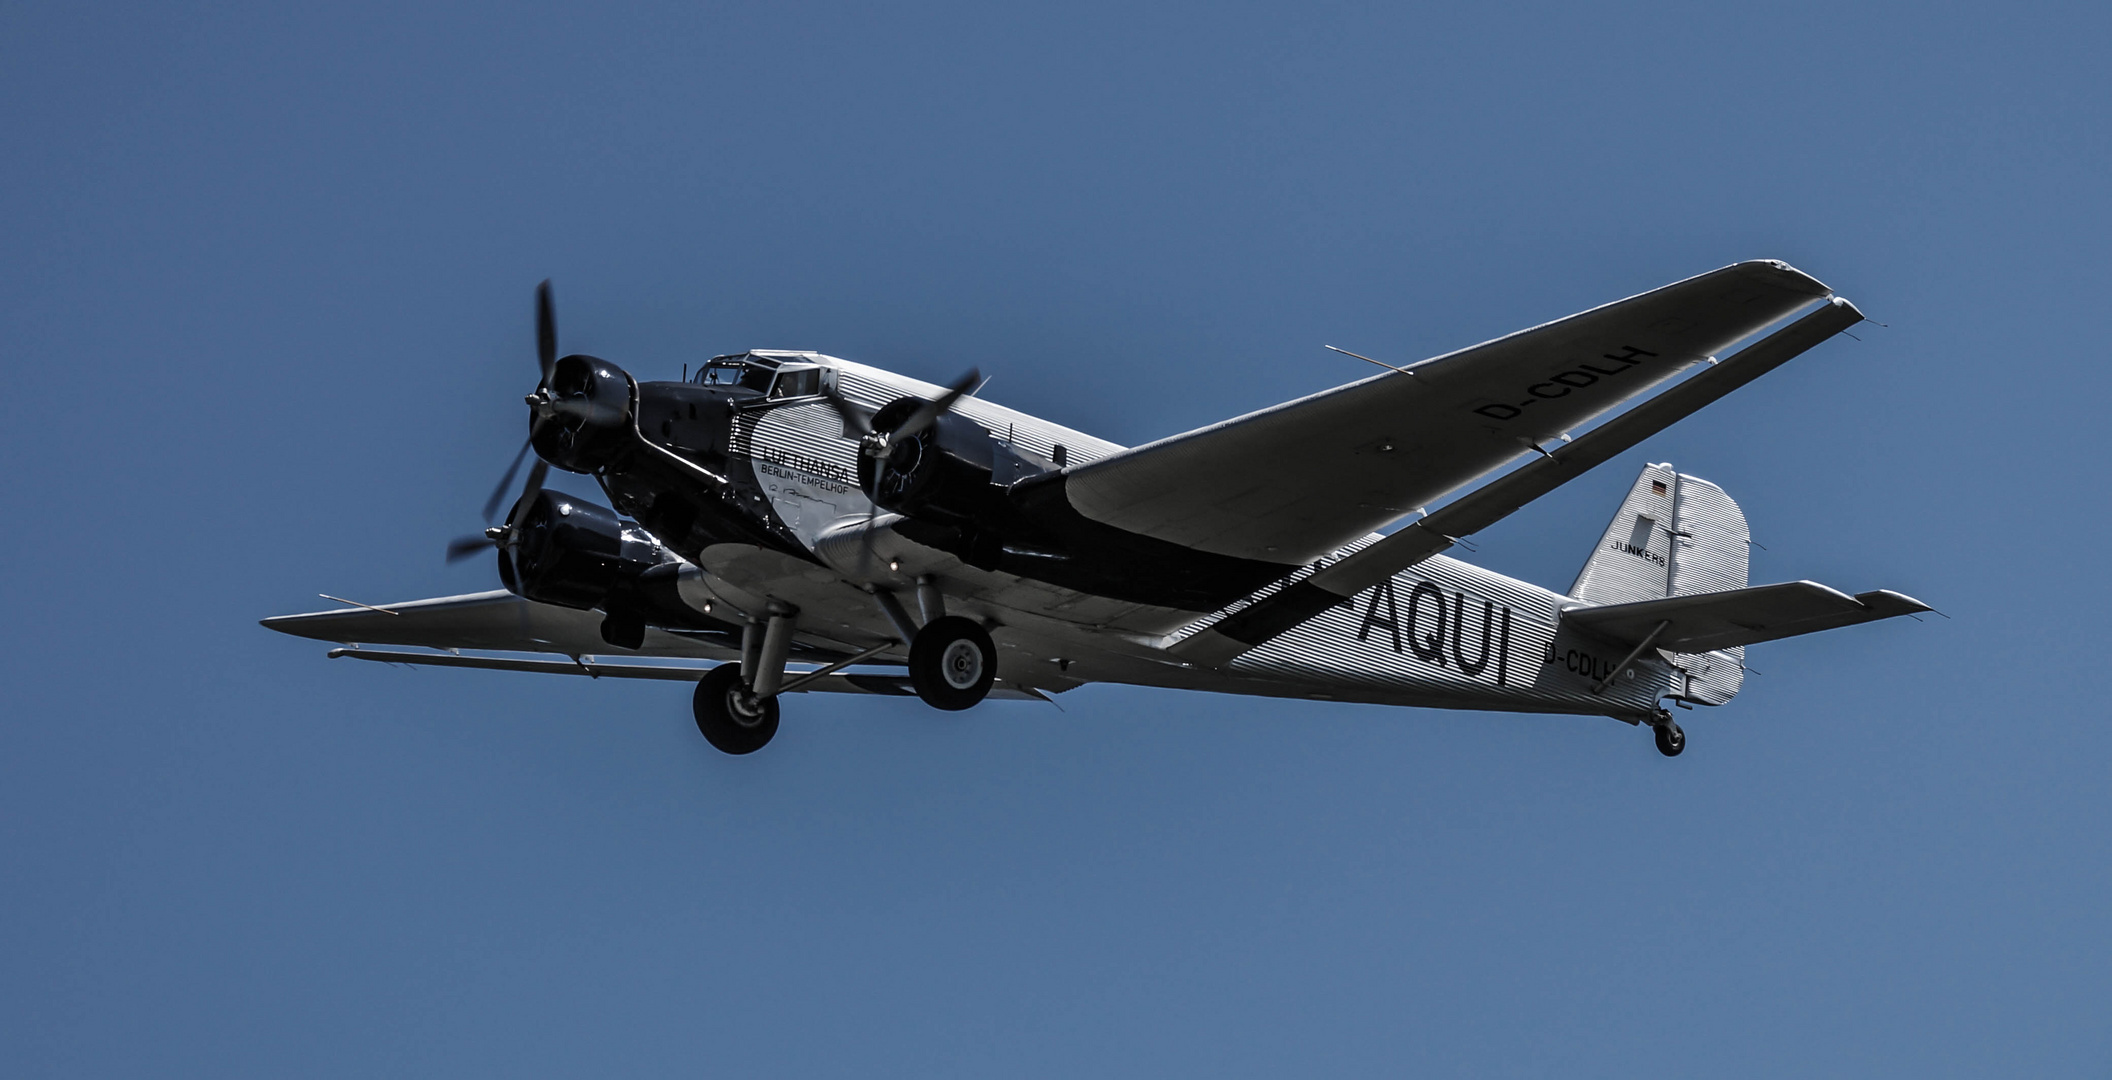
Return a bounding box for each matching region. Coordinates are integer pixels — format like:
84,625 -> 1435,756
3,1 -> 2105,1075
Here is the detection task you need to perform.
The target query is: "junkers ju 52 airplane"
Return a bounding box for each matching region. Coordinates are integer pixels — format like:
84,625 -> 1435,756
266,260 -> 1928,757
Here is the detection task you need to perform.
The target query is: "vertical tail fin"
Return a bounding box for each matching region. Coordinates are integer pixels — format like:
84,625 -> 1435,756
1570,463 -> 1682,606
1570,463 -> 1750,704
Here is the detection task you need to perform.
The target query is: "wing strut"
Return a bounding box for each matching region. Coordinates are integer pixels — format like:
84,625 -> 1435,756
1170,296 -> 1866,665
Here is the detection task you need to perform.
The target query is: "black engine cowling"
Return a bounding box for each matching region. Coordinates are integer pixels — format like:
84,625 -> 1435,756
530,354 -> 635,475
857,399 -> 1003,528
499,488 -> 675,611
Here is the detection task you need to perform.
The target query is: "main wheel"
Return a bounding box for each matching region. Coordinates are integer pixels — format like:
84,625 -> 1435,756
908,615 -> 997,711
1654,722 -> 1686,757
693,663 -> 779,755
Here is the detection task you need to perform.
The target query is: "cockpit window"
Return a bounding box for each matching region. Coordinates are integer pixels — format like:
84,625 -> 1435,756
697,360 -> 774,393
770,367 -> 821,399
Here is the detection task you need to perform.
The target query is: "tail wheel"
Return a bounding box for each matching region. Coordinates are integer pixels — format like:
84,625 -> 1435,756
693,663 -> 779,755
908,616 -> 997,711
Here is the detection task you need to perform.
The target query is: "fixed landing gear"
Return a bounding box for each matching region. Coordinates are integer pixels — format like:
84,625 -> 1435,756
690,599 -> 995,754
908,615 -> 996,711
694,663 -> 779,754
694,608 -> 794,755
1650,711 -> 1686,757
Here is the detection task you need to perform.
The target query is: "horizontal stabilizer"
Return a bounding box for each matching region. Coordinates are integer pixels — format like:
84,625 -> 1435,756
1563,581 -> 1932,654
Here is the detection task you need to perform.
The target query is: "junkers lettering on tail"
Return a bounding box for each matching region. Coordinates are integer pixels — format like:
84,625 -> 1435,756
266,261 -> 1931,759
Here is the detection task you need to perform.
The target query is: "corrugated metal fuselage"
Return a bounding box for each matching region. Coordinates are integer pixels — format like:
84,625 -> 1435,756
586,353 -> 1686,722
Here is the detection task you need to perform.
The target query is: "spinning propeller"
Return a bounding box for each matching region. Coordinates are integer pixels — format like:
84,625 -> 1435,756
820,366 -> 980,468
445,281 -> 559,563
820,366 -> 981,573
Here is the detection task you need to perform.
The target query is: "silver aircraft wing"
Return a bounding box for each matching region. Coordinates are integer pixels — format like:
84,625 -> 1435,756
262,591 -> 1064,699
262,590 -> 741,661
1062,260 -> 1834,565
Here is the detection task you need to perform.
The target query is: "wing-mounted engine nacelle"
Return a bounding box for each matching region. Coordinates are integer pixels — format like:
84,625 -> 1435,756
499,487 -> 674,611
530,354 -> 634,474
856,396 -> 1058,570
858,399 -> 1006,528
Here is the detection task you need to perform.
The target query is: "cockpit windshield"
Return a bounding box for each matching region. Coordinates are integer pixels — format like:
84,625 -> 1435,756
696,359 -> 775,394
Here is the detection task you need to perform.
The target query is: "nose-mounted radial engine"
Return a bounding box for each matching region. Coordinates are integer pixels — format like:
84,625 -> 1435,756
528,352 -> 634,475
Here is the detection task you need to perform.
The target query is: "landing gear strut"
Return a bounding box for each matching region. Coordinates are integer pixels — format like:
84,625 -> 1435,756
1651,711 -> 1686,757
908,616 -> 996,711
693,663 -> 779,754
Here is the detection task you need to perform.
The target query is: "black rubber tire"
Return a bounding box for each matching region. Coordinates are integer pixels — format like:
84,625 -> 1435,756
908,616 -> 997,711
693,663 -> 779,755
1654,722 -> 1686,757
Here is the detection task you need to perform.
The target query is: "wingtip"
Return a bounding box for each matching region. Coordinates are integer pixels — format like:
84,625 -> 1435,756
1855,589 -> 1935,617
260,613 -> 322,639
259,609 -> 348,640
1733,258 -> 1834,298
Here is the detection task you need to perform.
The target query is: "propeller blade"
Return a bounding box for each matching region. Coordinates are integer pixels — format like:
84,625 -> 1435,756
445,534 -> 497,563
535,279 -> 556,386
450,280 -> 560,569
513,459 -> 549,520
481,437 -> 535,523
890,367 -> 980,446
